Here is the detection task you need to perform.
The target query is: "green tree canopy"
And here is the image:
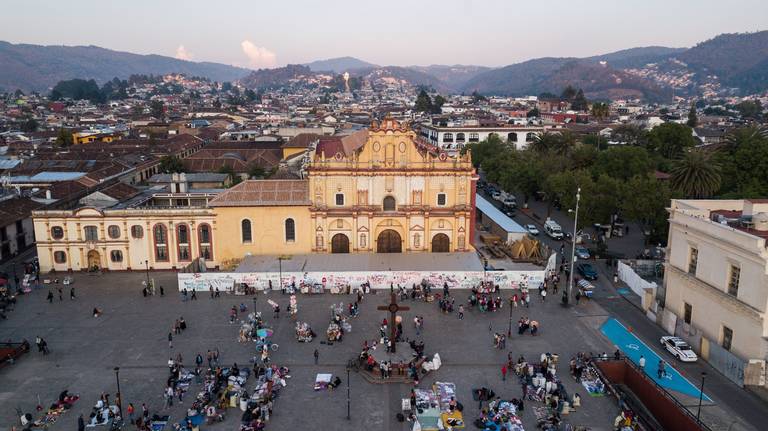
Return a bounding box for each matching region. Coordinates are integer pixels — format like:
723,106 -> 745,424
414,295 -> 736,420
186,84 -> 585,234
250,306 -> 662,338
158,155 -> 185,174
591,146 -> 653,181
647,123 -> 696,159
670,149 -> 721,198
687,104 -> 698,127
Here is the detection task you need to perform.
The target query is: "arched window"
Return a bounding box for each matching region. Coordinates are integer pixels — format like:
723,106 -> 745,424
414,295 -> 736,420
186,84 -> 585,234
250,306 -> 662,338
110,250 -> 123,262
51,226 -> 64,240
383,196 -> 396,211
285,218 -> 295,242
153,224 -> 168,261
131,225 -> 143,239
241,219 -> 252,243
469,132 -> 480,142
176,224 -> 190,261
456,132 -> 466,142
54,251 -> 67,263
108,225 -> 121,239
508,133 -> 518,142
526,132 -> 536,141
443,133 -> 454,143
198,223 -> 213,260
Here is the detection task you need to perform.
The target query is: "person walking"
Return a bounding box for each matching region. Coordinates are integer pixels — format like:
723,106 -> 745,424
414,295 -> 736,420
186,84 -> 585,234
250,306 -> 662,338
541,289 -> 547,302
57,287 -> 63,301
159,285 -> 164,296
657,359 -> 665,379
69,287 -> 76,300
458,304 -> 464,320
127,403 -> 135,424
40,338 -> 49,355
313,348 -> 319,365
78,414 -> 85,431
638,355 -> 646,369
142,403 -> 149,421
191,290 -> 197,300
501,364 -> 507,381
47,290 -> 54,303
168,332 -> 173,349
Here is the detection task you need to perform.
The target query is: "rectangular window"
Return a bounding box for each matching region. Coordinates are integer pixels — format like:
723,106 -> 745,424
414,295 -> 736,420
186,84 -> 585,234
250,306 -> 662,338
688,247 -> 698,275
683,303 -> 692,324
437,193 -> 447,206
727,265 -> 740,297
84,226 -> 98,241
0,227 -> 7,242
722,326 -> 733,351
335,193 -> 344,206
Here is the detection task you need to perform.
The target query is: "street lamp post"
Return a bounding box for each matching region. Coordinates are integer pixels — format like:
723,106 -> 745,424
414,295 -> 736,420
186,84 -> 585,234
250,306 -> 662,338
566,187 -> 581,306
697,372 -> 707,423
346,365 -> 351,420
114,367 -> 123,419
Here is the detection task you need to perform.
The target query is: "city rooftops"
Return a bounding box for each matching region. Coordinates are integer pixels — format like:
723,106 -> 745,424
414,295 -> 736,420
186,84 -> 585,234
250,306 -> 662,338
208,179 -> 310,207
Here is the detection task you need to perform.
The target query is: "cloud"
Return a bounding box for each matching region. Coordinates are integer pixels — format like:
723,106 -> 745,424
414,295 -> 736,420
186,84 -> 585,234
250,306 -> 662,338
241,40 -> 277,68
175,45 -> 193,61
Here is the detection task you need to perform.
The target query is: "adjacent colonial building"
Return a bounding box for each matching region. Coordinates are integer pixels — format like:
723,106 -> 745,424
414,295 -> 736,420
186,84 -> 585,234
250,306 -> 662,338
663,199 -> 768,384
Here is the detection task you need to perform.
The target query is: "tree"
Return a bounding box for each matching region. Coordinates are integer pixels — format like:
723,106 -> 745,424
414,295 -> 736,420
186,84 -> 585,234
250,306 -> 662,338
670,149 -> 721,198
621,174 -> 672,244
571,89 -> 588,111
218,165 -> 241,186
526,107 -> 540,118
248,165 -> 266,179
735,100 -> 763,120
150,100 -> 165,120
432,95 -> 446,114
560,86 -> 577,101
55,128 -> 73,147
647,123 -> 696,159
49,79 -> 104,103
581,134 -> 608,151
590,102 -> 610,121
464,134 -> 505,168
716,126 -> 768,197
591,146 -> 653,181
158,155 -> 185,173
414,90 -> 433,113
21,116 -> 38,132
528,131 -> 575,155
687,103 -> 698,127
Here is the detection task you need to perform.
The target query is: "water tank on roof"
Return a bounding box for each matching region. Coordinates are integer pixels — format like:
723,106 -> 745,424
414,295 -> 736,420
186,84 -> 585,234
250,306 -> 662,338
753,213 -> 768,231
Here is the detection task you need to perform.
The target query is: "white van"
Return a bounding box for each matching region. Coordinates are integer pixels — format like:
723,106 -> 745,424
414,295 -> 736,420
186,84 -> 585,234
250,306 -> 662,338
544,219 -> 564,240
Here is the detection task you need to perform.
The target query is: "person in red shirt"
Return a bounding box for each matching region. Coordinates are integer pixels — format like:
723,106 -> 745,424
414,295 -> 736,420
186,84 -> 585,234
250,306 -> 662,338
501,364 -> 508,381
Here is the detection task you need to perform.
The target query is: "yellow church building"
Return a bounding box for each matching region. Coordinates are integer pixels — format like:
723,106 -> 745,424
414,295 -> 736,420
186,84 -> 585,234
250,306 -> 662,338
33,119 -> 478,272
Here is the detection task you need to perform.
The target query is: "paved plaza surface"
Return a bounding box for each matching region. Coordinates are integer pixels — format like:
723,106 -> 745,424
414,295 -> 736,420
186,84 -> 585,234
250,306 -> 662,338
1,271 -> 626,431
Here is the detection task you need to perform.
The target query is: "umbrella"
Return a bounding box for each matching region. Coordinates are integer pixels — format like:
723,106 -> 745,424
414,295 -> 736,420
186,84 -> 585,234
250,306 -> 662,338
256,328 -> 273,338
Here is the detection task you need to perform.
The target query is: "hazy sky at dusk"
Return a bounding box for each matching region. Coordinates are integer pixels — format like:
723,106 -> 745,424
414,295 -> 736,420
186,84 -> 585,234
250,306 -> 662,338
2,0 -> 766,69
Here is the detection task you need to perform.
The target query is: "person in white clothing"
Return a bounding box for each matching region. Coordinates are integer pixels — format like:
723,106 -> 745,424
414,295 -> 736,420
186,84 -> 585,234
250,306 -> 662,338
638,355 -> 646,369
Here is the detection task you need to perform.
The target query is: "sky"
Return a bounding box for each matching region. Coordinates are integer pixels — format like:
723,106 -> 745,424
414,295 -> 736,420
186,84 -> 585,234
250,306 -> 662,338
1,0 -> 766,69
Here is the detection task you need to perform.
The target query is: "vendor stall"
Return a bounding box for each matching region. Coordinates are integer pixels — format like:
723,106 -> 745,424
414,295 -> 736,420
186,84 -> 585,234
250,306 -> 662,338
295,321 -> 315,342
577,280 -> 594,299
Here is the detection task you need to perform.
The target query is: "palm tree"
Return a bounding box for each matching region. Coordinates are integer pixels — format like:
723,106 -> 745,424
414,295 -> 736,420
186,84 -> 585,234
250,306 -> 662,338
670,149 -> 721,198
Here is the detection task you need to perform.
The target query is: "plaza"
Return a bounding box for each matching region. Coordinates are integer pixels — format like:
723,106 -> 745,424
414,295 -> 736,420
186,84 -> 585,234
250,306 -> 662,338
1,271 -> 622,430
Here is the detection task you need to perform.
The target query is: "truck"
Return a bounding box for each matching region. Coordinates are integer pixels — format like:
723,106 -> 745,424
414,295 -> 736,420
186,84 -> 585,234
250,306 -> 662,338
544,219 -> 564,240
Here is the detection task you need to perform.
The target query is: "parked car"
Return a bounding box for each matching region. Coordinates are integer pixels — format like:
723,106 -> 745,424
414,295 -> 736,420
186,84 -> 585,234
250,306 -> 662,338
575,246 -> 590,260
577,263 -> 598,280
525,224 -> 540,235
491,191 -> 502,201
660,336 -> 698,362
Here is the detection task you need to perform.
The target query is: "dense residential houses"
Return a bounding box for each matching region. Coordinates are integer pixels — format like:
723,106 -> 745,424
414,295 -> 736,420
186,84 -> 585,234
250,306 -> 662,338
0,73 -> 764,269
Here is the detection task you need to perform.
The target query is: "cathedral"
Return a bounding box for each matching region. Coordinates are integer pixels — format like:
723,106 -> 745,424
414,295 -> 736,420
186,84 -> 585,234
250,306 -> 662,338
33,119 -> 478,272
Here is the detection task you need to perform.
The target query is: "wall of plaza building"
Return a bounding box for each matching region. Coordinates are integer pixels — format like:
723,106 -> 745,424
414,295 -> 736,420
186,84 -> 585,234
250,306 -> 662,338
663,200 -> 768,363
213,206 -> 314,258
33,207 -> 217,273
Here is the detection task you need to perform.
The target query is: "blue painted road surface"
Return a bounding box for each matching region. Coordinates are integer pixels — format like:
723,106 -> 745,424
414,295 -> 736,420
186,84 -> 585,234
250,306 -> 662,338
601,318 -> 710,401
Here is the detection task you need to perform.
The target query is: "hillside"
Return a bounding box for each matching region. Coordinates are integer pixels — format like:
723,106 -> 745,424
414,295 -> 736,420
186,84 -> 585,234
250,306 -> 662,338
304,56 -> 376,73
0,41 -> 250,92
584,46 -> 686,69
240,64 -> 315,89
408,65 -> 491,90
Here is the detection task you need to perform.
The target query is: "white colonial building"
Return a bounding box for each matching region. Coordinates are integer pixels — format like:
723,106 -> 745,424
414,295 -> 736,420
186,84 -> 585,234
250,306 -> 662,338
417,122 -> 546,151
663,199 -> 768,385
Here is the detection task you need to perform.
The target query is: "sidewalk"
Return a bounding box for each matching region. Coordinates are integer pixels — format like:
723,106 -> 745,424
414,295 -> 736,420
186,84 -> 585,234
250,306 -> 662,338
588,259 -> 766,431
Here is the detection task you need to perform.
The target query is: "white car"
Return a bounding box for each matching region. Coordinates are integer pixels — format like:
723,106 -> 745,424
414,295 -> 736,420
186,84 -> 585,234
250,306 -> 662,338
525,224 -> 540,235
660,336 -> 698,362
